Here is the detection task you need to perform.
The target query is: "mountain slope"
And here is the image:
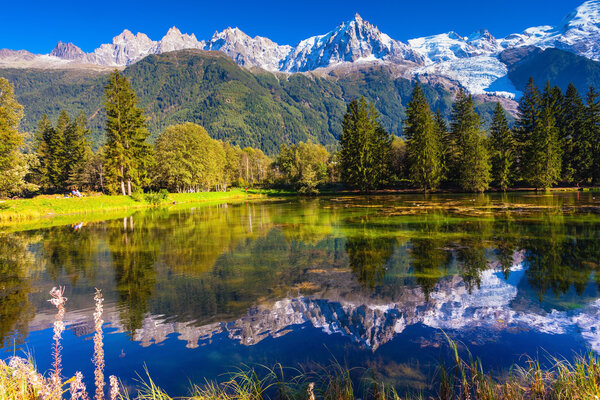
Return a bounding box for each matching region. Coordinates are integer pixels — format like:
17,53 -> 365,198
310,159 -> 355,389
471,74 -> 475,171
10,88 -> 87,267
2,50 -> 459,153
503,47 -> 600,94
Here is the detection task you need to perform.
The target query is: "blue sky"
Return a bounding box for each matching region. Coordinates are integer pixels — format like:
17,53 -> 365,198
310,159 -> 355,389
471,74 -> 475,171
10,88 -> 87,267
1,0 -> 584,53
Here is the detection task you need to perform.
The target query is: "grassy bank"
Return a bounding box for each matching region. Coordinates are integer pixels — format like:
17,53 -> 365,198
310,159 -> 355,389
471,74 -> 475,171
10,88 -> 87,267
0,189 -> 257,223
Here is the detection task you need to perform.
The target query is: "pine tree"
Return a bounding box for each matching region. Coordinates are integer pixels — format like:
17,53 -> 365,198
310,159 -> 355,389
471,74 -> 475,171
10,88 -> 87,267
403,83 -> 443,190
63,112 -> 91,190
450,89 -> 491,192
104,71 -> 152,195
528,98 -> 562,189
515,78 -> 541,182
489,103 -> 515,190
35,112 -> 66,192
585,87 -> 600,185
559,83 -> 586,184
434,109 -> 451,181
0,78 -> 33,197
340,97 -> 391,191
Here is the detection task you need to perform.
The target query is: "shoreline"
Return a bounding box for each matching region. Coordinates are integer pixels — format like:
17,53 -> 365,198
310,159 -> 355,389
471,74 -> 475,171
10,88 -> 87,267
0,189 -> 260,230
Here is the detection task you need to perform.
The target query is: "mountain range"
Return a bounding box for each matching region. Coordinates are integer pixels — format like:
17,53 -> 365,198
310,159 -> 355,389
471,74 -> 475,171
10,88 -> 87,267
3,0 -> 600,98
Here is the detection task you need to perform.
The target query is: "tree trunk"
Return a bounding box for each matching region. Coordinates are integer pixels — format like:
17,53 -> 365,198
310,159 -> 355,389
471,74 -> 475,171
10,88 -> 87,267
127,179 -> 132,196
120,167 -> 126,196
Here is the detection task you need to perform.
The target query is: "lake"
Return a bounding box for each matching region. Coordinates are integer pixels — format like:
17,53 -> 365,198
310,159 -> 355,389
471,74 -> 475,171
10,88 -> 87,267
2,192 -> 600,396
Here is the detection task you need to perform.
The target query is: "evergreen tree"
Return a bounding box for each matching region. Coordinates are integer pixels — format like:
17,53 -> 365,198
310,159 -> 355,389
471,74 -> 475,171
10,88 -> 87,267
584,87 -> 600,185
34,111 -> 91,192
434,109 -> 451,181
104,71 -> 152,195
35,112 -> 66,191
528,99 -> 562,189
0,78 -> 34,197
515,78 -> 541,182
340,97 -> 391,191
449,90 -> 491,192
403,83 -> 443,190
559,83 -> 586,184
489,103 -> 515,190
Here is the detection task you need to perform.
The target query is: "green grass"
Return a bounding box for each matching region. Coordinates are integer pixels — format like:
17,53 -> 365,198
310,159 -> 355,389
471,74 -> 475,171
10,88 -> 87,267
0,189 -> 257,225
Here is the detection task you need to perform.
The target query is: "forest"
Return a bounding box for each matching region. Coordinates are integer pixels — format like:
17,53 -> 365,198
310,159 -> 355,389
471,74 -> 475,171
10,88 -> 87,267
1,69 -> 599,198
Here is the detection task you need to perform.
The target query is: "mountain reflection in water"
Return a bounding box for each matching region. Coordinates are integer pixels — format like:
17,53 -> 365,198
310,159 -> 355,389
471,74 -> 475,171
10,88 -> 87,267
1,193 -> 600,394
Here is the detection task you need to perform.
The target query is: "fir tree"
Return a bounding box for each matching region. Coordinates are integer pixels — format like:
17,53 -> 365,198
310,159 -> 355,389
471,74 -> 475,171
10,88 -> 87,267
104,71 -> 152,195
528,99 -> 562,189
434,109 -> 451,182
449,89 -> 491,192
515,78 -> 541,182
63,112 -> 91,190
585,87 -> 600,185
340,97 -> 391,191
489,103 -> 515,190
0,78 -> 33,197
403,83 -> 443,190
35,112 -> 66,191
559,83 -> 586,184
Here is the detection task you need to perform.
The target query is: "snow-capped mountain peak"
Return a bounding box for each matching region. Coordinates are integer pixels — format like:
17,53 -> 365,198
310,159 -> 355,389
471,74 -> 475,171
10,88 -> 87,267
280,14 -> 421,72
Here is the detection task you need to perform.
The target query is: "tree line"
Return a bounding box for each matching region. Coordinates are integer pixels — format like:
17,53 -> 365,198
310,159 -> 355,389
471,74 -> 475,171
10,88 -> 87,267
401,79 -> 600,191
1,72 -> 600,198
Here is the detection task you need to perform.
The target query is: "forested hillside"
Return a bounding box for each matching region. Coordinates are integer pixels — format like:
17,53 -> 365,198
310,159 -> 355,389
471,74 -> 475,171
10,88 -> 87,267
505,48 -> 600,95
0,49 -> 467,154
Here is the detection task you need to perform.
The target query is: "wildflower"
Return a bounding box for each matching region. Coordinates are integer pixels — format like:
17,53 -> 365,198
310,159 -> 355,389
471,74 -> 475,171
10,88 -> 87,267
93,288 -> 105,400
48,286 -> 67,399
70,371 -> 89,400
109,375 -> 119,400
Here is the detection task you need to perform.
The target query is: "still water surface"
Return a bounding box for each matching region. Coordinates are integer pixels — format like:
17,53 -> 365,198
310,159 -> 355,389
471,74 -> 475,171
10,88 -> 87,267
2,193 -> 600,395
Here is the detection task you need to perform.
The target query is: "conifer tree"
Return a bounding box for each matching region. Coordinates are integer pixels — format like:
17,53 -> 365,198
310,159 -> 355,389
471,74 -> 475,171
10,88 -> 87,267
489,103 -> 515,190
434,109 -> 450,180
584,87 -> 600,185
404,83 -> 443,190
0,78 -> 33,197
515,78 -> 541,182
559,83 -> 586,183
63,112 -> 91,190
449,89 -> 491,192
104,71 -> 152,195
340,97 -> 391,191
528,95 -> 562,189
35,112 -> 66,191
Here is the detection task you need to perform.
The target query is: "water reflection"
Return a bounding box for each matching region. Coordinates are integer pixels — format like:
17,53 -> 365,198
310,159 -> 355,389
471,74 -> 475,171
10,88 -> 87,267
2,193 -> 600,392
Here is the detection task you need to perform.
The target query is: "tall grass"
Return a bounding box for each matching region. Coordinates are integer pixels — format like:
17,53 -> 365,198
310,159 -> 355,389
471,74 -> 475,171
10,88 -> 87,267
1,288 -> 600,399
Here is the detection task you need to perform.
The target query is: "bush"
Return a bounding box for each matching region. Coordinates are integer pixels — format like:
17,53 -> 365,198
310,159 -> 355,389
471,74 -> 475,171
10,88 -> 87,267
144,191 -> 165,206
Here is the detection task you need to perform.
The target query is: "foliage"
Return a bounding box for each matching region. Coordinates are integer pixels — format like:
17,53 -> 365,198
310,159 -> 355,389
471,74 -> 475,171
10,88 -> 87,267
449,90 -> 491,192
276,141 -> 330,193
0,78 -> 35,197
33,110 -> 92,192
154,122 -> 226,192
0,51 -> 464,154
104,71 -> 153,195
489,103 -> 515,190
340,97 -> 391,191
404,82 -> 444,190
